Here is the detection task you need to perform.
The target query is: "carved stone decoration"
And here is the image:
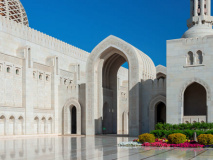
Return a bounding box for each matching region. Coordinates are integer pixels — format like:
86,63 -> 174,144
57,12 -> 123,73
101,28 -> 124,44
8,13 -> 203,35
63,98 -> 81,135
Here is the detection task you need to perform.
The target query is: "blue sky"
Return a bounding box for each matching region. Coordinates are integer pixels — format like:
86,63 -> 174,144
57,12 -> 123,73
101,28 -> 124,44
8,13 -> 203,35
21,0 -> 191,68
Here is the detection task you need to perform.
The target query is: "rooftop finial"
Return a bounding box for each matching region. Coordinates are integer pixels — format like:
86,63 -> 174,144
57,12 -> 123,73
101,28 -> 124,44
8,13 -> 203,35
187,0 -> 213,28
182,0 -> 213,38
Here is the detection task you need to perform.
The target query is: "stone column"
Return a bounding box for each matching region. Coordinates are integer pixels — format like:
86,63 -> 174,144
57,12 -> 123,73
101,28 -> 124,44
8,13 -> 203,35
194,0 -> 198,16
23,47 -> 34,135
52,57 -> 59,135
207,0 -> 211,15
201,0 -> 205,15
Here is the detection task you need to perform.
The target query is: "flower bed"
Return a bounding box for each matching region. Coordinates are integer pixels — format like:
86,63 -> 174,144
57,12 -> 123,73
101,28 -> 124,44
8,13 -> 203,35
142,140 -> 204,148
119,138 -> 205,148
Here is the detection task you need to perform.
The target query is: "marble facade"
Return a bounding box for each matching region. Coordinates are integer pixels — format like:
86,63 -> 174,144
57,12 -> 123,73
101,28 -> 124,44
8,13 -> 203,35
0,0 -> 212,137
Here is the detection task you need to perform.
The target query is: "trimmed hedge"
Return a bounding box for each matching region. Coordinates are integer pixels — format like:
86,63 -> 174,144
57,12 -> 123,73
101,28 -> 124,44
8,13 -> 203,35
198,134 -> 213,145
150,129 -> 213,139
168,133 -> 186,144
155,122 -> 213,131
138,133 -> 155,143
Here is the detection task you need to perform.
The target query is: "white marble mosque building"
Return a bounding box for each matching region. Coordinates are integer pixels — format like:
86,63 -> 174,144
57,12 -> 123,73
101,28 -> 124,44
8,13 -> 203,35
0,0 -> 212,137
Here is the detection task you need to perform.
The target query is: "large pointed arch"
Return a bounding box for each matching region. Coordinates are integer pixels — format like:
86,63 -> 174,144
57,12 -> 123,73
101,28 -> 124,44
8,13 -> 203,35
85,35 -> 155,136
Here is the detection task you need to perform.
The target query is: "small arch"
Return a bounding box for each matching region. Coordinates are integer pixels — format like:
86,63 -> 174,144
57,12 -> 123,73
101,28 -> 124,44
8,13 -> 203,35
197,50 -> 203,64
122,111 -> 128,135
41,117 -> 46,134
149,95 -> 166,131
39,74 -> 43,80
17,116 -> 24,135
187,51 -> 194,65
63,98 -> 81,135
33,72 -> 36,78
9,116 -> 15,135
0,115 -> 6,135
6,67 -> 11,73
46,75 -> 49,81
16,69 -> 20,75
47,117 -> 53,134
34,117 -> 39,134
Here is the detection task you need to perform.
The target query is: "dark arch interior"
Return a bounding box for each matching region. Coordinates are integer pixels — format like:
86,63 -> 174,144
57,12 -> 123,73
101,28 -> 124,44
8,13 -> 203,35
71,106 -> 77,134
156,102 -> 166,124
102,52 -> 128,134
184,82 -> 207,116
102,102 -> 113,134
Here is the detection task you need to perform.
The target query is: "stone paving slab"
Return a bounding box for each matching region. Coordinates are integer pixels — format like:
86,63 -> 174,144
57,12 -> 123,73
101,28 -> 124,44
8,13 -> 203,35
0,135 -> 212,160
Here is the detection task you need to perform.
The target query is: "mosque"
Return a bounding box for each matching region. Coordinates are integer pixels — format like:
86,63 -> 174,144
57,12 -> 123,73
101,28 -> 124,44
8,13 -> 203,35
0,0 -> 211,137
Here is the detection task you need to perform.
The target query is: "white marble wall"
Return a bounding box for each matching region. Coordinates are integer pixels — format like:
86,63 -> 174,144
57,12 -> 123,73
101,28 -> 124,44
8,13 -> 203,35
167,36 -> 213,124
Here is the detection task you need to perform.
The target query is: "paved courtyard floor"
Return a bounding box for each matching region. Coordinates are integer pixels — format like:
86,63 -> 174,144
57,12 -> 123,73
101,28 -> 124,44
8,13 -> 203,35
0,135 -> 213,160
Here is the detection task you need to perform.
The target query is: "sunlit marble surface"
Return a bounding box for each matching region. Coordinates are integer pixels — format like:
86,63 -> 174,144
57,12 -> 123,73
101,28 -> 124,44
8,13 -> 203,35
0,135 -> 212,160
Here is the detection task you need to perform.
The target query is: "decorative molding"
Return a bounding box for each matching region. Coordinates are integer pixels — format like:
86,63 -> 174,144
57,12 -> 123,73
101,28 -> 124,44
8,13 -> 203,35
0,15 -> 90,61
179,78 -> 211,101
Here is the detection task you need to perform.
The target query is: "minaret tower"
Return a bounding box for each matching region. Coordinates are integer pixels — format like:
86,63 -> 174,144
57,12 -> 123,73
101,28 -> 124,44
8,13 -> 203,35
182,0 -> 213,38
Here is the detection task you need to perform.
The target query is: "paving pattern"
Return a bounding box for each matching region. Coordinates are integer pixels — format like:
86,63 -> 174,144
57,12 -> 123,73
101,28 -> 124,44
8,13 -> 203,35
0,135 -> 212,160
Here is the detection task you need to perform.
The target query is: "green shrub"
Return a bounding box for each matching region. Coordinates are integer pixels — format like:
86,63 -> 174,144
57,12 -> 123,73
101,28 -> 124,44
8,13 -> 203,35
151,129 -> 213,139
138,133 -> 155,143
198,134 -> 213,145
155,123 -> 164,130
154,122 -> 213,131
168,133 -> 186,144
183,130 -> 194,139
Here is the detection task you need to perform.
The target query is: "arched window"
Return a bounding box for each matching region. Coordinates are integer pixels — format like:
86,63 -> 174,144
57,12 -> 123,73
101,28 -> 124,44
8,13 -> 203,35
39,74 -> 42,80
46,75 -> 49,81
187,51 -> 194,65
197,50 -> 203,64
16,69 -> 19,75
7,67 -> 10,73
184,82 -> 207,116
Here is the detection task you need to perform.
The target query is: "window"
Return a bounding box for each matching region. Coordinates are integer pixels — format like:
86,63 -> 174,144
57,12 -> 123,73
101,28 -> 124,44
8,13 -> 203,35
16,69 -> 19,75
6,67 -> 10,73
187,51 -> 194,65
33,72 -> 36,79
197,50 -> 203,64
64,79 -> 67,85
39,74 -> 43,80
46,75 -> 49,81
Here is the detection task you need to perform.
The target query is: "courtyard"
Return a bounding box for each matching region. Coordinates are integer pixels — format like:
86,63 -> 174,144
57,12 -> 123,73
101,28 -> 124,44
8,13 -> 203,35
0,135 -> 212,160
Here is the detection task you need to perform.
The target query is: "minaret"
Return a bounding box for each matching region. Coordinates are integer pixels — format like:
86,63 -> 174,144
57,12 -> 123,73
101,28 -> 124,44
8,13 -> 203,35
182,0 -> 213,38
187,0 -> 212,28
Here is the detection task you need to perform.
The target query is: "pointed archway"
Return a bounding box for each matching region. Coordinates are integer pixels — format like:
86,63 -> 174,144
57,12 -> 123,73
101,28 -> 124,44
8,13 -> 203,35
86,35 -> 156,136
63,98 -> 81,135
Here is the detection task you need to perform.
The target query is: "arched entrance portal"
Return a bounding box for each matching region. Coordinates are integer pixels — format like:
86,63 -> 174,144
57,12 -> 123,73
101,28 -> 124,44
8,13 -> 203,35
156,102 -> 166,124
86,36 -> 156,136
63,98 -> 81,135
183,82 -> 207,123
